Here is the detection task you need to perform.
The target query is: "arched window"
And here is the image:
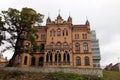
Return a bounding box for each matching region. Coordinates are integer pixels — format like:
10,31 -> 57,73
55,54 -> 57,62
57,28 -> 61,36
85,56 -> 90,66
75,43 -> 80,51
50,42 -> 54,48
83,43 -> 88,51
56,42 -> 61,48
63,53 -> 66,62
58,53 -> 61,62
63,51 -> 70,63
76,56 -> 81,66
50,53 -> 52,62
63,42 -> 68,46
24,56 -> 28,65
66,30 -> 68,36
31,56 -> 36,66
63,42 -> 68,48
67,54 -> 70,62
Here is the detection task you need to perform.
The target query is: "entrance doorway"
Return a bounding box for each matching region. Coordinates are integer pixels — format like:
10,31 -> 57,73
39,57 -> 44,66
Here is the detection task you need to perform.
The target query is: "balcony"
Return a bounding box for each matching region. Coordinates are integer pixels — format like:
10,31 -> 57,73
45,45 -> 72,50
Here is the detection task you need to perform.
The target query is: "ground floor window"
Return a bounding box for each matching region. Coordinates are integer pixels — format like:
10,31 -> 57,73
85,56 -> 90,66
76,56 -> 81,66
31,56 -> 36,66
24,56 -> 28,65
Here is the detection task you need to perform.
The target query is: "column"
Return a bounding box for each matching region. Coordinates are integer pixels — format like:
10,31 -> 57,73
52,51 -> 55,66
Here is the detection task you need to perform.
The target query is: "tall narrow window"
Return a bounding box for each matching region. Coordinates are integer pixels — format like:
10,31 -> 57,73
63,30 -> 64,36
31,57 -> 36,66
58,53 -> 61,62
18,55 -> 21,64
53,31 -> 55,36
57,28 -> 61,36
50,53 -> 52,62
75,43 -> 80,51
66,30 -> 68,36
84,34 -> 87,39
83,43 -> 88,51
55,54 -> 57,62
50,31 -> 52,36
24,56 -> 28,65
67,53 -> 70,62
85,56 -> 90,66
76,56 -> 81,65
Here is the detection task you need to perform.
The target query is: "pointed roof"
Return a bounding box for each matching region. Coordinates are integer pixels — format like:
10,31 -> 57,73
67,16 -> 72,22
85,19 -> 90,26
46,16 -> 51,23
57,14 -> 62,20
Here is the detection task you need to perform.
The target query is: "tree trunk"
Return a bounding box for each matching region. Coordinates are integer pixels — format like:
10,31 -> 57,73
8,33 -> 22,66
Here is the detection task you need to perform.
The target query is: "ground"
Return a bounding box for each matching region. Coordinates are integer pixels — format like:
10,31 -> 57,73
0,69 -> 120,80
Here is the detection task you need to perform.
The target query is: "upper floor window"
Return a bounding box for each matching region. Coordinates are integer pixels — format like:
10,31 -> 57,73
50,42 -> 54,48
75,34 -> 79,39
84,56 -> 90,66
82,34 -> 87,39
56,42 -> 61,48
66,30 -> 68,36
57,28 -> 61,36
53,31 -> 55,36
41,34 -> 45,40
83,43 -> 88,51
75,43 -> 80,51
63,42 -> 68,48
63,30 -> 64,36
50,31 -> 52,36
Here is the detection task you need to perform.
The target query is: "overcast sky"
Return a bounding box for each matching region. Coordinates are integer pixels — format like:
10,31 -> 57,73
0,0 -> 120,67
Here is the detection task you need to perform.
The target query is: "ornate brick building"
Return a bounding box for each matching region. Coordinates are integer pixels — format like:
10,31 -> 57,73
14,14 -> 93,68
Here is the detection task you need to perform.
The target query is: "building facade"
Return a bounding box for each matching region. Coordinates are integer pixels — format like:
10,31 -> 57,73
104,63 -> 120,72
90,30 -> 101,68
14,14 -> 94,68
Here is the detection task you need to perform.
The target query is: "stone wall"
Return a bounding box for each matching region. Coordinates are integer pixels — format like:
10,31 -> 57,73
0,62 -> 7,67
0,67 -> 103,77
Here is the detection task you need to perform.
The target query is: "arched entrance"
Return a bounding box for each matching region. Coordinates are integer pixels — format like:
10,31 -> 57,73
39,57 -> 44,66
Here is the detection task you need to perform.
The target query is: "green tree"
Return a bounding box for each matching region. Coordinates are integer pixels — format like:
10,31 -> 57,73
0,8 -> 44,66
0,17 -> 5,46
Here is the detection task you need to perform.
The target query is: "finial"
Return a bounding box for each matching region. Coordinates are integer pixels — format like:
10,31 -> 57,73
86,16 -> 88,20
58,9 -> 61,15
69,11 -> 70,17
48,12 -> 50,17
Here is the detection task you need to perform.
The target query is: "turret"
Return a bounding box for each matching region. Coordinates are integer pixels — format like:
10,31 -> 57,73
46,17 -> 51,24
67,16 -> 72,24
85,20 -> 90,26
55,14 -> 63,24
